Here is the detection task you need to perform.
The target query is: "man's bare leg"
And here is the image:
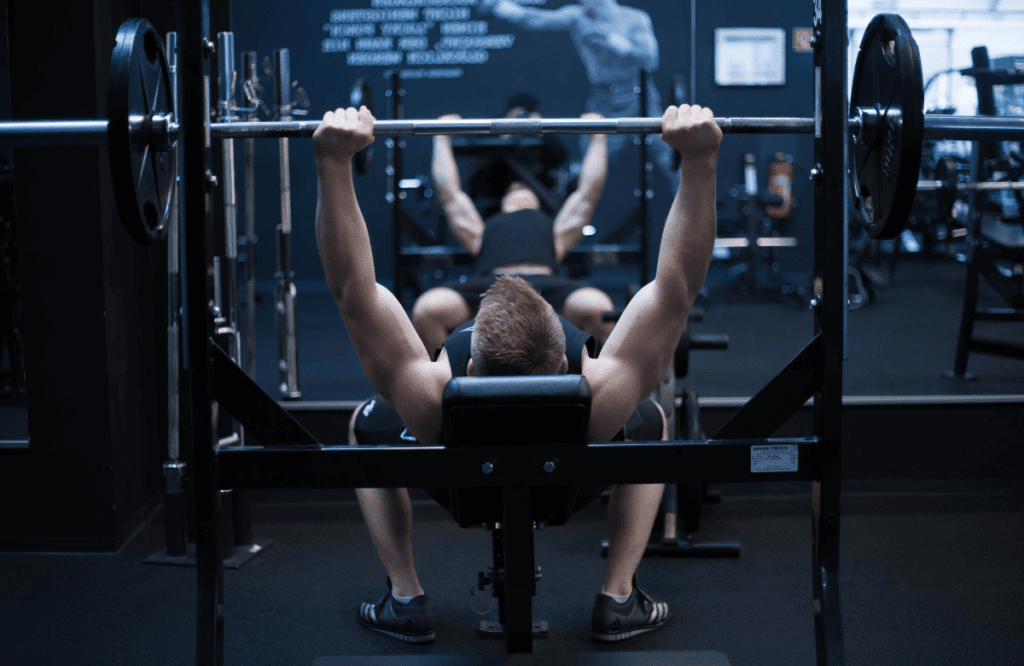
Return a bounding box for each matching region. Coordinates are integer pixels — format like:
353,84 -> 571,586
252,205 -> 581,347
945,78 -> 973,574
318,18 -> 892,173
602,401 -> 668,596
411,286 -> 473,353
354,487 -> 425,598
602,483 -> 664,596
349,401 -> 424,598
561,286 -> 615,341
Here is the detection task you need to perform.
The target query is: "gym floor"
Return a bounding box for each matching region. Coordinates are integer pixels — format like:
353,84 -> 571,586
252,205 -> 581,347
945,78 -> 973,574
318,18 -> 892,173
1,255 -> 1021,666
0,485 -> 1020,665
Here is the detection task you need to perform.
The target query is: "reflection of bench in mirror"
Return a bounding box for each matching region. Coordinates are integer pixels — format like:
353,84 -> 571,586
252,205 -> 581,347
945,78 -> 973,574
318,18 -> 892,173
944,45 -> 1024,381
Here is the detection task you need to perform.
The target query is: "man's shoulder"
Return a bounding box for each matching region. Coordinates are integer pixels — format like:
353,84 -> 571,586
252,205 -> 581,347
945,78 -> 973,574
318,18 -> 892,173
618,5 -> 652,23
393,356 -> 453,445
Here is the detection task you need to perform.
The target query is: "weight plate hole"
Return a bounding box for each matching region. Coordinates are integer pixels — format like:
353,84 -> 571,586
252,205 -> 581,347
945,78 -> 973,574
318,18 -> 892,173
881,34 -> 896,66
143,29 -> 161,66
860,187 -> 875,220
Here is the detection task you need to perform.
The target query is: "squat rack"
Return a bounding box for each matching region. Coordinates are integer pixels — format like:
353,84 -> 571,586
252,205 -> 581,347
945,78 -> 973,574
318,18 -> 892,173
4,1 -> 1021,661
178,0 -> 847,664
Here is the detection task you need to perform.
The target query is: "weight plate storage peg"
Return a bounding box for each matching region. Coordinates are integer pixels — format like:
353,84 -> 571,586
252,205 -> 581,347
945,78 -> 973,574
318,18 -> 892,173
350,77 -> 373,175
850,13 -> 924,240
108,18 -> 176,245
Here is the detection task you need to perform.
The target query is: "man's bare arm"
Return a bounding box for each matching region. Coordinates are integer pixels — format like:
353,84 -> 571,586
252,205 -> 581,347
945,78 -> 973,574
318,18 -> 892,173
314,106 -> 448,443
585,105 -> 721,441
591,11 -> 659,71
623,13 -> 660,71
552,115 -> 607,262
483,0 -> 577,30
432,115 -> 485,255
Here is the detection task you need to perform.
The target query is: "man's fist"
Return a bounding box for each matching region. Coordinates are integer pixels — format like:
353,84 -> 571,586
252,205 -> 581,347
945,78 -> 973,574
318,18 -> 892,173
313,106 -> 374,164
660,104 -> 722,161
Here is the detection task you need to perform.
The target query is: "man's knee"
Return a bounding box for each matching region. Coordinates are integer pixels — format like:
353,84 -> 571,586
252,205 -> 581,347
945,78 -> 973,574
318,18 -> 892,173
623,398 -> 667,442
561,287 -> 615,339
412,287 -> 471,328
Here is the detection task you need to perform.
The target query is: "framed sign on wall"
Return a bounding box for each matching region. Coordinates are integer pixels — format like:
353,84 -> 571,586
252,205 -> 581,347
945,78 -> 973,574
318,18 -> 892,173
714,27 -> 786,86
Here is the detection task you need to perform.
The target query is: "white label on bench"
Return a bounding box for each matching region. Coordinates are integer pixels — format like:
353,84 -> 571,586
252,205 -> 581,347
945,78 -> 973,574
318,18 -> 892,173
750,444 -> 799,473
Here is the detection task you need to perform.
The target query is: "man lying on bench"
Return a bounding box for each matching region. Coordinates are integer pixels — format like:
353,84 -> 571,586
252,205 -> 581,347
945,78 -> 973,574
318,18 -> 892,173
313,103 -> 721,643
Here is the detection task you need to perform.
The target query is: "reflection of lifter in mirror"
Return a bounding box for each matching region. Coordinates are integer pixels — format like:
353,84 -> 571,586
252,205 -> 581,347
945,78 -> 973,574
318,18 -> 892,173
481,0 -> 679,189
412,109 -> 615,354
466,92 -> 568,220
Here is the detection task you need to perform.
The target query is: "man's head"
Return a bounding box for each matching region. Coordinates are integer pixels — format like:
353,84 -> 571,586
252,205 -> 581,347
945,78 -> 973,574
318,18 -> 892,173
500,181 -> 541,213
469,276 -> 569,376
505,91 -> 541,118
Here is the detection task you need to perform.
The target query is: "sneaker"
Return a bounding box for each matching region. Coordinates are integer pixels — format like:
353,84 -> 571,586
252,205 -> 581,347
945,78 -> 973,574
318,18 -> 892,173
591,578 -> 671,642
357,589 -> 436,643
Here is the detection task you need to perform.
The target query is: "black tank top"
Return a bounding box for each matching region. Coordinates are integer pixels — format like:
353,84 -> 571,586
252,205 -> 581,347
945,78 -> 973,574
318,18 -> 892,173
440,314 -> 595,377
475,209 -> 558,274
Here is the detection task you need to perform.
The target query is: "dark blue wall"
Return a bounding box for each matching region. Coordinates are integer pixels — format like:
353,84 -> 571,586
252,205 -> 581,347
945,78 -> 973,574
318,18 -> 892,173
230,0 -> 817,289
697,0 -> 816,271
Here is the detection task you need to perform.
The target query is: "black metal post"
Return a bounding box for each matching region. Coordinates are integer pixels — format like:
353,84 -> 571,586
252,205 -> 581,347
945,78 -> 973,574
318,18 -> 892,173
947,47 -> 996,381
502,485 -> 534,653
972,48 -> 1001,165
163,30 -> 188,561
242,51 -> 258,379
181,1 -> 223,665
273,49 -> 301,401
219,490 -> 234,560
491,527 -> 506,627
232,488 -> 253,547
638,70 -> 650,286
811,1 -> 846,664
948,212 -> 980,378
389,71 -> 404,300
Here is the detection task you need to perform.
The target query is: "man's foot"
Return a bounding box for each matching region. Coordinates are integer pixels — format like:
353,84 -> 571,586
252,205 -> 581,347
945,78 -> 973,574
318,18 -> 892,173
591,579 -> 671,642
357,590 -> 436,643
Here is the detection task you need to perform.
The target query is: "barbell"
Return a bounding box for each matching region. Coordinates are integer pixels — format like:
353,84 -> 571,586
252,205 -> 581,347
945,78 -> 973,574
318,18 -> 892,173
2,14 -> 1023,245
6,112 -> 1016,144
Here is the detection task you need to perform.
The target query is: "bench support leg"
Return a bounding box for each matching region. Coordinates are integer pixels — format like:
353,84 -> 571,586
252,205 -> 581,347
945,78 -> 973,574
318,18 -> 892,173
502,485 -> 534,653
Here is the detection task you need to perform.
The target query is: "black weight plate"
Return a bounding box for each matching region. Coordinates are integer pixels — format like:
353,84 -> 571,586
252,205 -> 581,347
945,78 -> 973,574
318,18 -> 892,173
350,77 -> 373,174
850,13 -> 924,240
933,155 -> 959,220
108,18 -> 175,245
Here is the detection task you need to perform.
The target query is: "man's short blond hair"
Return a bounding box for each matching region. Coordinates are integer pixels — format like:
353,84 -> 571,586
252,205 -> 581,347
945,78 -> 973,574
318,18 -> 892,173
470,276 -> 567,376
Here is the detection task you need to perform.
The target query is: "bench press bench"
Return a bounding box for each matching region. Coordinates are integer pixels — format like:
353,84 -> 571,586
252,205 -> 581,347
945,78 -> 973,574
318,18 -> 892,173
211,344 -> 831,662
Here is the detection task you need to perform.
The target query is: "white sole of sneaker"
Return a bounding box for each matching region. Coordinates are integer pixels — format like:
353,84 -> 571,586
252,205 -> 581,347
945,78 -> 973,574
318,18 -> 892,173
359,622 -> 436,643
591,615 -> 672,642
